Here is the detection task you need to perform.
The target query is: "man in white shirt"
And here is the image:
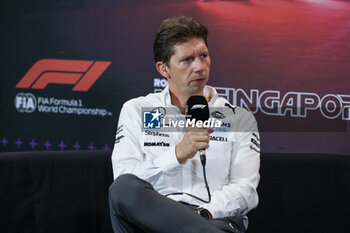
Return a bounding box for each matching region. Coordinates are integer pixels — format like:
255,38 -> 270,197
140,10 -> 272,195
109,16 -> 260,233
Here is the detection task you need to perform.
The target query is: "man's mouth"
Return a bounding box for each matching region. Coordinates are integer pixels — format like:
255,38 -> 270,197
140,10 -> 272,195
191,78 -> 206,84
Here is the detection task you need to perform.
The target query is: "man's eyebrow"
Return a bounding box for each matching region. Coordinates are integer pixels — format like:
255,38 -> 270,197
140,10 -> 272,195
178,49 -> 208,60
200,48 -> 209,53
178,53 -> 194,60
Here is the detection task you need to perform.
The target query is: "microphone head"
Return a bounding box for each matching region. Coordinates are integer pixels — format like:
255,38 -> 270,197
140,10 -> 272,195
185,96 -> 209,122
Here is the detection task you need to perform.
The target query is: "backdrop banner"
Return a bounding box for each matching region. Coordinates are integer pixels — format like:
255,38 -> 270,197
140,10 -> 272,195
1,0 -> 349,154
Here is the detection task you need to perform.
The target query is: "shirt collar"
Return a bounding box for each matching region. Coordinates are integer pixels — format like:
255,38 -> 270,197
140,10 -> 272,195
162,85 -> 218,107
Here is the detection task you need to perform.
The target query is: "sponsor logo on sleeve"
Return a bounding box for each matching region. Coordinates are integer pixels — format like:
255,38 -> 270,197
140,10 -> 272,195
253,132 -> 260,142
116,125 -> 123,135
250,145 -> 260,153
250,133 -> 260,153
115,135 -> 125,144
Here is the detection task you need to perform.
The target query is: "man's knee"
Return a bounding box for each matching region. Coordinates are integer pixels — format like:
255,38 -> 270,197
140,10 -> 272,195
110,173 -> 139,192
109,174 -> 150,209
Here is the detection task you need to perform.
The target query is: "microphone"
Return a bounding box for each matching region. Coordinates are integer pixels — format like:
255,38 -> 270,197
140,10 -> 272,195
185,96 -> 210,166
165,96 -> 211,203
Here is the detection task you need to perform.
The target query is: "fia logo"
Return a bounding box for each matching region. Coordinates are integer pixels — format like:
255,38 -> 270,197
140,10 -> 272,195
14,93 -> 37,113
143,109 -> 162,129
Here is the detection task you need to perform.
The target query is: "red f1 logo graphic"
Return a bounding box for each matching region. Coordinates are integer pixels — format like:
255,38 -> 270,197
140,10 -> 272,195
16,59 -> 111,91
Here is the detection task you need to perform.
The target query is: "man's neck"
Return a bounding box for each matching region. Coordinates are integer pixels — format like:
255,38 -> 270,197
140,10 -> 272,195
168,88 -> 207,114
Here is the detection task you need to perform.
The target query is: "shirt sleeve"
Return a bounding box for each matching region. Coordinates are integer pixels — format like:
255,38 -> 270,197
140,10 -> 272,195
111,100 -> 181,184
201,110 -> 260,218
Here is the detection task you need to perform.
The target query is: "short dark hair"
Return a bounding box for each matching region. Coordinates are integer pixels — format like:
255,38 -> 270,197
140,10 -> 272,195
153,16 -> 208,65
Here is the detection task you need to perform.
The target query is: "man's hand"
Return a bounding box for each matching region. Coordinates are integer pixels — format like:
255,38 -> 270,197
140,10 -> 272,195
175,127 -> 214,164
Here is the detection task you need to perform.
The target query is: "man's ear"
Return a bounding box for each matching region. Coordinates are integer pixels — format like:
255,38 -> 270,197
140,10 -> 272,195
156,61 -> 170,79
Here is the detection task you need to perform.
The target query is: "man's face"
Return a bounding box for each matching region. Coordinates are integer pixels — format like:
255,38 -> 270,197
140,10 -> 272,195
164,37 -> 211,96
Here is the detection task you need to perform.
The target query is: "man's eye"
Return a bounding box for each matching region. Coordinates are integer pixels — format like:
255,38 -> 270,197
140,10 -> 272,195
182,57 -> 193,63
201,53 -> 208,58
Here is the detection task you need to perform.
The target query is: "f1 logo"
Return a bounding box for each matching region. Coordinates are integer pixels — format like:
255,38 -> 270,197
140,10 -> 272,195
16,59 -> 111,91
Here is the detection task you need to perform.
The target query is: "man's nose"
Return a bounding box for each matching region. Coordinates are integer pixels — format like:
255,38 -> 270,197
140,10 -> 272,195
192,57 -> 205,72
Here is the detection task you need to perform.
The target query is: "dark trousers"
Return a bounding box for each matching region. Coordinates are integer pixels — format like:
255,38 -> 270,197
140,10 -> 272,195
109,174 -> 247,233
